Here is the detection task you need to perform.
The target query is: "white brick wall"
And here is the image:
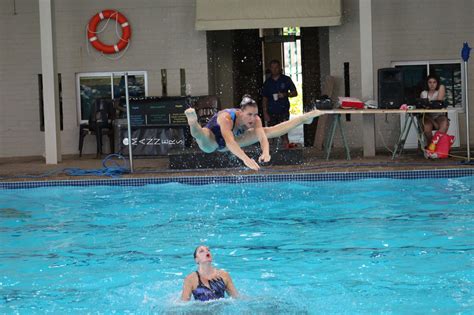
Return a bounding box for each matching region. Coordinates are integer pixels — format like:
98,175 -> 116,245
0,0 -> 208,157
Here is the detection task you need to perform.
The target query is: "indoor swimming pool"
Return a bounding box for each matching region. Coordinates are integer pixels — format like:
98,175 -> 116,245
1,173 -> 473,313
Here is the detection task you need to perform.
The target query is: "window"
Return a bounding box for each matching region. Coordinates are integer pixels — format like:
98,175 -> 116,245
76,71 -> 147,123
38,73 -> 63,131
392,61 -> 463,109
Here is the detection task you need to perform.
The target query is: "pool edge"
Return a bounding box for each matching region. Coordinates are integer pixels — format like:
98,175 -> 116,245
1,168 -> 474,189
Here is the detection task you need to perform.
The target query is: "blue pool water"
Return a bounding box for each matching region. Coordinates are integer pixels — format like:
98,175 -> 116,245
1,176 -> 473,314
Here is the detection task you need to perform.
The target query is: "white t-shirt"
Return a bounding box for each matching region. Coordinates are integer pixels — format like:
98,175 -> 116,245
420,90 -> 439,101
420,90 -> 444,119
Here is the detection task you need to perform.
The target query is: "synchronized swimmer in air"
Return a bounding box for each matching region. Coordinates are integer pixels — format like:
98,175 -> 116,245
185,95 -> 325,170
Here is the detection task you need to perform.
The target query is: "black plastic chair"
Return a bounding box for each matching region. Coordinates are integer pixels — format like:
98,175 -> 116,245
79,98 -> 115,157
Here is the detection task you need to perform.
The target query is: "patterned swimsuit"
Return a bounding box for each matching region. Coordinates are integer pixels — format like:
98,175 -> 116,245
205,109 -> 245,150
192,271 -> 227,301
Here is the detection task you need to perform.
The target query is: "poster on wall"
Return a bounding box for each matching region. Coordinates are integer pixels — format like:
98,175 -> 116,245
116,127 -> 189,156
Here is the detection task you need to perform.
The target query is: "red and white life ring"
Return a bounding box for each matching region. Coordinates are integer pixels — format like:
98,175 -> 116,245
87,9 -> 131,54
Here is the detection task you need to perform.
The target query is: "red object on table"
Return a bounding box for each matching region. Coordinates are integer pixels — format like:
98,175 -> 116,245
338,97 -> 364,109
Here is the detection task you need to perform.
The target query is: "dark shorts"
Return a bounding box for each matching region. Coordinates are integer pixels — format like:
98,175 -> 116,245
424,113 -> 449,129
268,112 -> 290,126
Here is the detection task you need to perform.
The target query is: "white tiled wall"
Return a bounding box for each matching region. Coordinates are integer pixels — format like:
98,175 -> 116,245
0,0 -> 208,157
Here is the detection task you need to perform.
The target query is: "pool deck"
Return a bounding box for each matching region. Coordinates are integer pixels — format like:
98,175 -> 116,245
1,147 -> 472,182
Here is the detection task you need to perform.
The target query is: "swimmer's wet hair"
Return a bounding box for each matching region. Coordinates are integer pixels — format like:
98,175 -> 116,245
193,246 -> 199,258
240,94 -> 258,110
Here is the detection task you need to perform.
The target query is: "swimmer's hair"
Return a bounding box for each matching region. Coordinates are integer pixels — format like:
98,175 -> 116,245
193,245 -> 203,258
240,94 -> 258,110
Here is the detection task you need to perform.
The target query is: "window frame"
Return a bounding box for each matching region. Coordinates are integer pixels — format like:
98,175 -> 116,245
391,60 -> 465,112
75,71 -> 148,124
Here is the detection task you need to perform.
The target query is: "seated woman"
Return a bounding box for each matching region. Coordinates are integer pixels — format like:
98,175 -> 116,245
420,74 -> 448,144
181,246 -> 238,302
185,95 -> 325,171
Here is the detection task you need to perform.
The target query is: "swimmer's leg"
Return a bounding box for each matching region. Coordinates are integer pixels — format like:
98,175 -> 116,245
185,108 -> 218,153
265,109 -> 325,139
233,109 -> 325,147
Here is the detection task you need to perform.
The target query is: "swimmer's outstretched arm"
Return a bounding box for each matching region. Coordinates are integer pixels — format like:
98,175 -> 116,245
255,117 -> 270,163
218,114 -> 261,171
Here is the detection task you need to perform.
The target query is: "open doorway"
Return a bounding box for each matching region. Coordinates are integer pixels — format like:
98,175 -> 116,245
207,27 -> 324,147
262,27 -> 304,144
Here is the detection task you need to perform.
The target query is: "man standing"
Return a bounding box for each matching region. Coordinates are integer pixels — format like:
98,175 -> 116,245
262,60 -> 298,148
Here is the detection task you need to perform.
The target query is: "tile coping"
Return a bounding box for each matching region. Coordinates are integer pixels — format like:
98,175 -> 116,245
1,168 -> 473,189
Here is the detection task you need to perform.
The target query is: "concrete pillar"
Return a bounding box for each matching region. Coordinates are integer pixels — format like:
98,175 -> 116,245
39,0 -> 61,164
359,0 -> 376,157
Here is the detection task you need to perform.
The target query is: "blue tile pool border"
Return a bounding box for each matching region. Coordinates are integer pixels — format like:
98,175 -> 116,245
1,168 -> 474,189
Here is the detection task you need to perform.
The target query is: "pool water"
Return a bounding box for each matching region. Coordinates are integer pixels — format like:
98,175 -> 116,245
1,177 -> 473,314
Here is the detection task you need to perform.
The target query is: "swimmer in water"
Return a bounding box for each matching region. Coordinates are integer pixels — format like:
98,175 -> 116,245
185,94 -> 325,171
181,245 -> 238,302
